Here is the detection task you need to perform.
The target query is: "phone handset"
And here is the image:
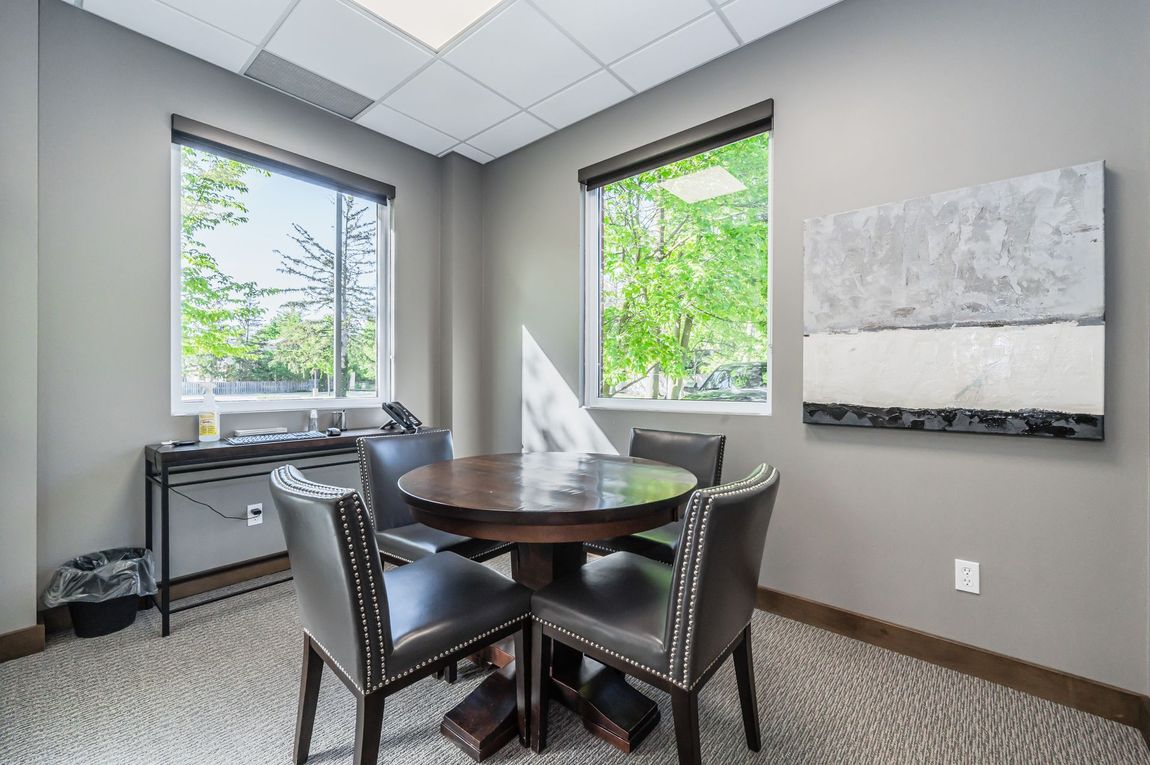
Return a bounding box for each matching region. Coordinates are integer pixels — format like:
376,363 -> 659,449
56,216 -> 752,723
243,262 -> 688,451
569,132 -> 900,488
381,401 -> 422,432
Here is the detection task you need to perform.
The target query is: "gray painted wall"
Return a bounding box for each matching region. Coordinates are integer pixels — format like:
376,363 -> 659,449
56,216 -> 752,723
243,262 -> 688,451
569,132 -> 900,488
440,154 -> 487,457
479,0 -> 1150,692
0,0 -> 40,635
36,1 -> 447,585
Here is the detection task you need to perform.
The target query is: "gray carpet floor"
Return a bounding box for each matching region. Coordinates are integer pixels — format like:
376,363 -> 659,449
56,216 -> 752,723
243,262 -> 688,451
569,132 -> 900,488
2,562 -> 1147,765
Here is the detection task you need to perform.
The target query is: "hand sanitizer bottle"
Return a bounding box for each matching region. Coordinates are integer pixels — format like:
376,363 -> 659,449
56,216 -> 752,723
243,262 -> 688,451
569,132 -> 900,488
198,384 -> 221,442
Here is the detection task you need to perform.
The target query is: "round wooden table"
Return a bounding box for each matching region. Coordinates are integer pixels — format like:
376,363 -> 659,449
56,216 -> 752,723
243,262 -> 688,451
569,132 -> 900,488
399,452 -> 697,761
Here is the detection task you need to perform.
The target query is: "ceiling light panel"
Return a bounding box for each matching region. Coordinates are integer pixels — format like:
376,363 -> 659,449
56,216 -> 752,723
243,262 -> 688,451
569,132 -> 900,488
349,0 -> 503,50
383,61 -> 518,140
444,3 -> 599,108
720,0 -> 845,43
532,0 -> 711,64
356,104 -> 457,155
611,13 -> 737,91
659,166 -> 746,203
529,71 -> 631,130
156,0 -> 294,45
84,0 -> 254,72
468,112 -> 552,157
267,0 -> 431,99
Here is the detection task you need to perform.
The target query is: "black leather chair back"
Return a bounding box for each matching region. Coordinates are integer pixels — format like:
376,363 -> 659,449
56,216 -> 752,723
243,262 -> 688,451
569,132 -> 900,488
270,465 -> 389,693
665,464 -> 780,687
629,428 -> 725,489
357,429 -> 453,531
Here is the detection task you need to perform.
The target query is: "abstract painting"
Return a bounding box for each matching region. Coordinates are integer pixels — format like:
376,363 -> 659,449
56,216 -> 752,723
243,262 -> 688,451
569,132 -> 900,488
803,161 -> 1104,439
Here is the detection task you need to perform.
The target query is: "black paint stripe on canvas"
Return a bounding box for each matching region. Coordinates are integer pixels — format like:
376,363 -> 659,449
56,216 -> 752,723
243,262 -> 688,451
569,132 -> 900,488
803,403 -> 1104,440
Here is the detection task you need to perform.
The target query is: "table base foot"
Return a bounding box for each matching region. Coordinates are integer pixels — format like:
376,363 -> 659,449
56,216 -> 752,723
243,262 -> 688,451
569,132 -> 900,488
440,663 -> 520,762
551,656 -> 660,753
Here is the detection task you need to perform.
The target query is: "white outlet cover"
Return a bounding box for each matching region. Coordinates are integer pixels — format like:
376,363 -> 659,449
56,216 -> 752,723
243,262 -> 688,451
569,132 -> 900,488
955,558 -> 980,594
247,503 -> 264,527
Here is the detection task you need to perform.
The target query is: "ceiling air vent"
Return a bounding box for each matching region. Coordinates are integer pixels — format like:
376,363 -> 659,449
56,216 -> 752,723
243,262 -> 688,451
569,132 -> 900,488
244,52 -> 374,120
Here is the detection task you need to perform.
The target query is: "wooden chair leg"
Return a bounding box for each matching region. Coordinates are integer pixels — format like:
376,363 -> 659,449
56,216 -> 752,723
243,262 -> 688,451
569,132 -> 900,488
443,661 -> 458,683
514,623 -> 531,745
530,625 -> 552,753
732,625 -> 761,751
294,637 -> 324,765
353,692 -> 385,765
671,687 -> 702,765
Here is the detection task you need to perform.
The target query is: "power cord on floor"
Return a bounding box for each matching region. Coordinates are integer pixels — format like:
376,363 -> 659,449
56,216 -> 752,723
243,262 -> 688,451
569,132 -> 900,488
169,486 -> 255,522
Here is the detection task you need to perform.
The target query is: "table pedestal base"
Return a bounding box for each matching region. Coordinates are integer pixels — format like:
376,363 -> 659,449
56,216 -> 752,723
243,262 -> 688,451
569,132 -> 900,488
438,542 -> 661,760
551,655 -> 660,752
440,656 -> 658,761
441,664 -> 521,762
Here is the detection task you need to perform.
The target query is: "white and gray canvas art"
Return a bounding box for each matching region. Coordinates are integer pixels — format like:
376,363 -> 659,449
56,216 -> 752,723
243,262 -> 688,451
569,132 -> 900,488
803,161 -> 1105,439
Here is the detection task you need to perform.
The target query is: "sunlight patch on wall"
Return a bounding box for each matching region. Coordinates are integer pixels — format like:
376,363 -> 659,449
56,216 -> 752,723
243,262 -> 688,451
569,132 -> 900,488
522,326 -> 615,453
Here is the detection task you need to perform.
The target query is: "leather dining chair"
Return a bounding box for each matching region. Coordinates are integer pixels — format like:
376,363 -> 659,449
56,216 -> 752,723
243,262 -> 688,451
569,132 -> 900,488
269,465 -> 532,765
531,464 -> 781,765
358,429 -> 512,566
586,428 -> 726,564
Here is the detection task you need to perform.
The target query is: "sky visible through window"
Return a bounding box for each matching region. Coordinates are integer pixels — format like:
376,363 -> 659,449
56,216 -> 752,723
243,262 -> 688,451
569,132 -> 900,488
178,146 -> 379,404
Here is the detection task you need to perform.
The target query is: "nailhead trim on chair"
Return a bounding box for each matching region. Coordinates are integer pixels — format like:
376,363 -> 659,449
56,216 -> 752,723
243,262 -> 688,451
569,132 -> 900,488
383,614 -> 528,684
275,466 -> 386,688
356,428 -> 452,530
671,465 -> 774,686
532,615 -> 678,685
713,436 -> 726,485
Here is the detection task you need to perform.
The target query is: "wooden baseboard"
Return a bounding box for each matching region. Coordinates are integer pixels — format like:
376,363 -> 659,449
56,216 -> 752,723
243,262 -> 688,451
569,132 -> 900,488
41,552 -> 292,634
758,586 -> 1150,742
0,623 -> 45,662
165,552 -> 290,601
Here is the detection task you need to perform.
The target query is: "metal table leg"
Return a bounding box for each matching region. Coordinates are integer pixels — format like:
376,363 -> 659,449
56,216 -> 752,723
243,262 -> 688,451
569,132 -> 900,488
161,465 -> 171,637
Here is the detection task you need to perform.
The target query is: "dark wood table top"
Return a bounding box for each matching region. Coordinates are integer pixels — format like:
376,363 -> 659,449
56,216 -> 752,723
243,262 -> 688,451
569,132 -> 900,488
398,452 -> 697,543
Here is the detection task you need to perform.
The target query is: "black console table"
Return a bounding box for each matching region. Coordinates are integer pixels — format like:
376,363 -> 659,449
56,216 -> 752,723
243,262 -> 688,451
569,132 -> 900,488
143,428 -> 388,637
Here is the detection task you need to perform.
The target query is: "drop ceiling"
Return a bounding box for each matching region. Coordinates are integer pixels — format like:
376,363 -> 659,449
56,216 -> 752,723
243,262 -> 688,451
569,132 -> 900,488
69,0 -> 843,163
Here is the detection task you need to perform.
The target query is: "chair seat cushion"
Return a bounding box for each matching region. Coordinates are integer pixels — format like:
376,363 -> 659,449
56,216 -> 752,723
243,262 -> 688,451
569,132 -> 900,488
384,552 -> 531,679
531,552 -> 672,676
377,523 -> 508,563
588,521 -> 682,564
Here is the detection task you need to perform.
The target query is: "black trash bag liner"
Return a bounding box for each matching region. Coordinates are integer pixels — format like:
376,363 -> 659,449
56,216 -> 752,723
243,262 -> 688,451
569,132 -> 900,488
41,548 -> 157,608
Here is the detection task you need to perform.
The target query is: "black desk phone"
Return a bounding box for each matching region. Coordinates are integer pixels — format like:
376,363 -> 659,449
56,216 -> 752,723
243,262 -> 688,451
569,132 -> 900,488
381,401 -> 422,432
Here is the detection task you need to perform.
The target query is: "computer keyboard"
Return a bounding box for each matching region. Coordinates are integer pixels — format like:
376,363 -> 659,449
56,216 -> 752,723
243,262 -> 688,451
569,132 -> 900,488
225,431 -> 328,445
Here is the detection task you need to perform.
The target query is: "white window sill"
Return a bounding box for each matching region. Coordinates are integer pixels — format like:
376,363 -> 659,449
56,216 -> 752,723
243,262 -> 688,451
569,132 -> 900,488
582,398 -> 772,416
172,397 -> 385,417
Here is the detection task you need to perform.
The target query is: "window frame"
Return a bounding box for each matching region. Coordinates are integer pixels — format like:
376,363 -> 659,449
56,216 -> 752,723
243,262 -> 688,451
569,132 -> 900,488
169,117 -> 395,415
579,100 -> 774,416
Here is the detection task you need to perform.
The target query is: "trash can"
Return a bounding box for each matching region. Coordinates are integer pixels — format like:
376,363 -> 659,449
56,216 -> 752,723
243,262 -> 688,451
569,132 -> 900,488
42,548 -> 158,638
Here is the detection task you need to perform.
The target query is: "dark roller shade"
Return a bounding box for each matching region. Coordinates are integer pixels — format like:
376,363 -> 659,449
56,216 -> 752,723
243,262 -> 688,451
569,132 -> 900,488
172,115 -> 396,203
579,99 -> 773,190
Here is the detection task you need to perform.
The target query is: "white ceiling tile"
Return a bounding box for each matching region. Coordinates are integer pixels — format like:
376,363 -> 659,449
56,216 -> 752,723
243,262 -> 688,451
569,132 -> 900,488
266,0 -> 431,99
721,0 -> 844,42
444,2 -> 599,108
529,71 -> 631,129
610,14 -> 737,92
468,112 -> 552,157
355,104 -> 457,155
158,0 -> 294,44
384,61 -> 518,140
532,0 -> 711,64
85,0 -> 255,72
450,144 -> 495,164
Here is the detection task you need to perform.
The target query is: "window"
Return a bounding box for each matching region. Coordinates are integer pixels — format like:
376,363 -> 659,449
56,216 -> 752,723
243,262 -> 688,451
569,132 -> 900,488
581,101 -> 773,414
170,118 -> 393,414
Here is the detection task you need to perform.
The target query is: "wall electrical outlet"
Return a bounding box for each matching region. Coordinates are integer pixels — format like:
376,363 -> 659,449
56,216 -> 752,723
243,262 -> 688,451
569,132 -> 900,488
247,503 -> 263,527
955,559 -> 980,594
